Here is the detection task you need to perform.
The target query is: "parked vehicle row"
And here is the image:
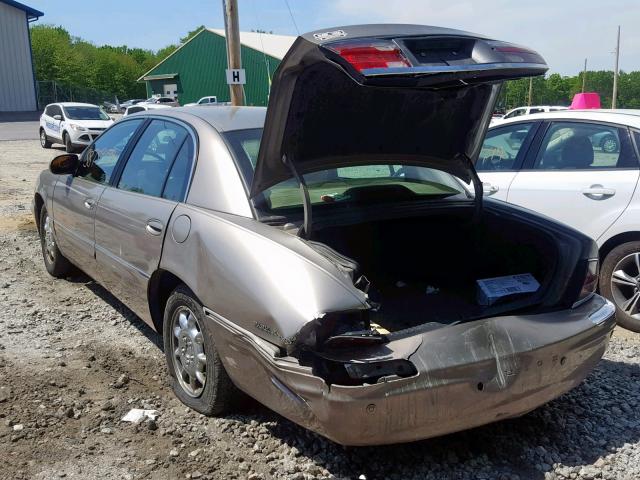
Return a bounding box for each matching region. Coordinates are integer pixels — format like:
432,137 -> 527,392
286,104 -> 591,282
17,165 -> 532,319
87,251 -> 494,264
479,109 -> 640,331
490,105 -> 568,126
34,24 -> 615,447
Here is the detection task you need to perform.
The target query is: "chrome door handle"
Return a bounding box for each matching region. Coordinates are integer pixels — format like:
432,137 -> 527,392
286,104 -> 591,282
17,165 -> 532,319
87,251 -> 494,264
83,198 -> 95,209
145,220 -> 164,235
582,184 -> 616,200
482,182 -> 499,196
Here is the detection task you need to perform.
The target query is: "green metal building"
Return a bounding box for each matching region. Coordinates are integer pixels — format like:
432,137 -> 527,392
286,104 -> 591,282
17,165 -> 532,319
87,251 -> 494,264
138,28 -> 295,106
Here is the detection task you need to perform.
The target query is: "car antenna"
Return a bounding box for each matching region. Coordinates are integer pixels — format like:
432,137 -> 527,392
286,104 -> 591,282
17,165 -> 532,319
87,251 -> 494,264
457,153 -> 483,223
282,154 -> 312,238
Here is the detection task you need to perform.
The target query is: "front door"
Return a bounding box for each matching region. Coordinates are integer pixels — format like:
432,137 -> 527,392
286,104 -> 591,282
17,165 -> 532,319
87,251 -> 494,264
94,119 -> 194,322
476,121 -> 538,201
507,121 -> 640,241
44,105 -> 64,141
52,119 -> 144,277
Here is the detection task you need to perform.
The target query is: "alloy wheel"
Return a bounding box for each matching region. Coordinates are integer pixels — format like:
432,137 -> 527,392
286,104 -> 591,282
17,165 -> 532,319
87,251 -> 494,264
40,131 -> 46,147
43,215 -> 56,263
602,137 -> 618,153
610,252 -> 640,319
170,307 -> 207,397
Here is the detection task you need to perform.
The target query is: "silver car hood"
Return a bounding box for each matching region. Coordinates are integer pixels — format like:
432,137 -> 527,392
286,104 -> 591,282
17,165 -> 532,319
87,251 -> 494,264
250,24 -> 548,197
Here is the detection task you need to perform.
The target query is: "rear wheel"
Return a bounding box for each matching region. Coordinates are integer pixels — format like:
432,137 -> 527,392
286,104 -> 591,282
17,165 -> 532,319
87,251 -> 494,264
39,207 -> 71,278
163,285 -> 241,415
600,241 -> 640,332
40,129 -> 52,148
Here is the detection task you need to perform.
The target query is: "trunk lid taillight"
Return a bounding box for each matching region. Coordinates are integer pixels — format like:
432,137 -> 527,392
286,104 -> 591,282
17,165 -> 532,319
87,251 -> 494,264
325,39 -> 411,72
573,259 -> 599,308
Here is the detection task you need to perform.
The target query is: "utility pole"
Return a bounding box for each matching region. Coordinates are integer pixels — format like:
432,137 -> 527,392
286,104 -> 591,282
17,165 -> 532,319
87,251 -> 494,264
582,58 -> 587,93
222,0 -> 245,106
527,77 -> 533,106
612,25 -> 620,109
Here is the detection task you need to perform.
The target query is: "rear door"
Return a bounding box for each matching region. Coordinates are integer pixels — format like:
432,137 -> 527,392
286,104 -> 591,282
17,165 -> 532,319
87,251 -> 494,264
94,118 -> 195,321
507,120 -> 640,240
476,121 -> 538,201
52,119 -> 144,277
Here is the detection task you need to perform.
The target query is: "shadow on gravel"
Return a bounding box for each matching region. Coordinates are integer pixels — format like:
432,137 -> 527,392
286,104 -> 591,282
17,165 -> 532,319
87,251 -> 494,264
73,272 -> 163,350
230,358 -> 640,479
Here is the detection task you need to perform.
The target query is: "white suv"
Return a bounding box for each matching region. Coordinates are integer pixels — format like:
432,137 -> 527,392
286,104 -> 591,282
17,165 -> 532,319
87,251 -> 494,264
40,103 -> 114,152
478,109 -> 640,331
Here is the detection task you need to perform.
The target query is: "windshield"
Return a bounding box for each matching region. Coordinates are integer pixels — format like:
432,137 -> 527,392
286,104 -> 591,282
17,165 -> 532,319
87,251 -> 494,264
63,106 -> 110,121
225,128 -> 467,213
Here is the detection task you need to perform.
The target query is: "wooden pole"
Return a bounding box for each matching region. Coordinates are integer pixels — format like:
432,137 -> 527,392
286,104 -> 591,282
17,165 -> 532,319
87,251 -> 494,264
527,77 -> 533,106
223,0 -> 245,106
582,58 -> 587,93
612,26 -> 620,109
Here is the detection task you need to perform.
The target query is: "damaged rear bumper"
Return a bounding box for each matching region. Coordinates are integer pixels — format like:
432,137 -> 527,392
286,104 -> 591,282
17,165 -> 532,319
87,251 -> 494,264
204,295 -> 615,446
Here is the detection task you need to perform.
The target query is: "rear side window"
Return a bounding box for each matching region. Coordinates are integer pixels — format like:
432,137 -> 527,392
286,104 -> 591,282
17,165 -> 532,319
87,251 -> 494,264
162,137 -> 194,201
505,108 -> 525,119
477,123 -> 534,171
533,122 -> 637,170
117,119 -> 189,197
79,120 -> 144,184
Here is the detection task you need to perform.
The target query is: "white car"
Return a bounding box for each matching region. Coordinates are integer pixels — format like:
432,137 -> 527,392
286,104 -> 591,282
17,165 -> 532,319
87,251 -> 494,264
40,102 -> 114,152
184,96 -> 218,107
490,105 -> 568,126
122,103 -> 172,116
478,109 -> 640,330
144,96 -> 180,107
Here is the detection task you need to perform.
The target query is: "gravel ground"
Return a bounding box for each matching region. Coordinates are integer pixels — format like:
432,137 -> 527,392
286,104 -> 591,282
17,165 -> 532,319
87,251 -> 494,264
1,135 -> 640,480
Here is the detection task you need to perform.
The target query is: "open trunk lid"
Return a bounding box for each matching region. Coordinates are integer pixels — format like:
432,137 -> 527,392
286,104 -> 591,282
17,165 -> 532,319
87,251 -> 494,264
250,24 -> 548,197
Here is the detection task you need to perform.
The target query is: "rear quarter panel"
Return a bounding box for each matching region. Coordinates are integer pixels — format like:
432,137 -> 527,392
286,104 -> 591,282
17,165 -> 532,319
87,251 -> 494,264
159,204 -> 368,348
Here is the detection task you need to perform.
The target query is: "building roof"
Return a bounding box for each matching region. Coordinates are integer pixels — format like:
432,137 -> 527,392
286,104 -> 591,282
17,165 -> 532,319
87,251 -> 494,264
207,29 -> 296,60
138,28 -> 296,83
0,0 -> 43,21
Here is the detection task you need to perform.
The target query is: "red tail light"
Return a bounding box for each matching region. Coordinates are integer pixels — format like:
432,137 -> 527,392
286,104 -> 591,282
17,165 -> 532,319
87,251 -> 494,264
573,259 -> 599,308
326,40 -> 411,72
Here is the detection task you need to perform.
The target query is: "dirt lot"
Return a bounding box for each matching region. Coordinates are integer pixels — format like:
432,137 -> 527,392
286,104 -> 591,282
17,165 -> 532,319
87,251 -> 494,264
2,133 -> 640,480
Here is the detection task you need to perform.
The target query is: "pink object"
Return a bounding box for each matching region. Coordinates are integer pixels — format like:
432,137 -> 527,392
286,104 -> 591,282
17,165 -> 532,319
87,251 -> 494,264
569,92 -> 601,109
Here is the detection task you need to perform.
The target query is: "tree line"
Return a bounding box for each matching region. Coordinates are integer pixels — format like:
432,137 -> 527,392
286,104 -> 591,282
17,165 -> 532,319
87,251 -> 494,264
29,25 -> 204,100
499,70 -> 640,110
30,24 -> 640,109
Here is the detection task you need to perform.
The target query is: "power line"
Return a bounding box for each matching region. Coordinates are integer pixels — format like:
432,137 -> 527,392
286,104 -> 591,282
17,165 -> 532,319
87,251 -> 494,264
283,0 -> 300,35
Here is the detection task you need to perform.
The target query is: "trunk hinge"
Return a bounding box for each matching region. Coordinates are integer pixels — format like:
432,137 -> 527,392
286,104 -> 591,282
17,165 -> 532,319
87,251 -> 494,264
459,153 -> 483,222
282,154 -> 312,238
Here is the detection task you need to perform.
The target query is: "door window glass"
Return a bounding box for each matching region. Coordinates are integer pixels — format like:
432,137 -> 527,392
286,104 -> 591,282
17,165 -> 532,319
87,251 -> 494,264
477,123 -> 534,171
533,122 -> 637,170
117,119 -> 189,197
162,137 -> 194,201
79,119 -> 143,184
528,108 -> 545,114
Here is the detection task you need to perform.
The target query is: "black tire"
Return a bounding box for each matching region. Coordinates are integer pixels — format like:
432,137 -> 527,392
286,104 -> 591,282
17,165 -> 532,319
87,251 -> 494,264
63,132 -> 75,153
163,285 -> 241,415
39,206 -> 71,278
600,134 -> 619,154
600,241 -> 640,332
39,129 -> 52,148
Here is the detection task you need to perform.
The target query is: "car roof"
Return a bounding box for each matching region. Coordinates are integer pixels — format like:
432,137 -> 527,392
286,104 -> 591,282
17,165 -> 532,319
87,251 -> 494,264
141,106 -> 266,132
493,109 -> 640,129
49,102 -> 100,107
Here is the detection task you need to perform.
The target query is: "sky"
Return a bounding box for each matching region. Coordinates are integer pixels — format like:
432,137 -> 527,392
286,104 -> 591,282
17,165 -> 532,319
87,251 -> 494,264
24,0 -> 640,75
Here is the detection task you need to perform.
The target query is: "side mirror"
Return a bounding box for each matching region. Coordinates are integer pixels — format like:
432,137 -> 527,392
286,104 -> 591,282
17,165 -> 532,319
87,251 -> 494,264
53,114 -> 62,121
50,153 -> 79,175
